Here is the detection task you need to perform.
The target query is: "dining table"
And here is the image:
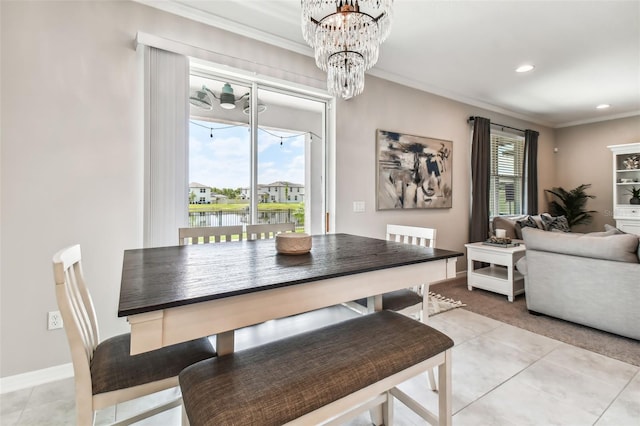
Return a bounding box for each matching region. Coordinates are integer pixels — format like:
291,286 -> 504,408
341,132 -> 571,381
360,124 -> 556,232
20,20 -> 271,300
118,233 -> 462,355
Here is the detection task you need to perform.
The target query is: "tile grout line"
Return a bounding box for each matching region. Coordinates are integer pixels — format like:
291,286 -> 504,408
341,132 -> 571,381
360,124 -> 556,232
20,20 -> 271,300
450,323 -> 553,416
590,368 -> 640,426
10,385 -> 34,426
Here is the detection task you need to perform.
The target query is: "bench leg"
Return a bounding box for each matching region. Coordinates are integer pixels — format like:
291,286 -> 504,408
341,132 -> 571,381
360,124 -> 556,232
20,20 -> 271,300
382,391 -> 394,425
428,369 -> 437,391
368,404 -> 383,425
438,349 -> 452,426
182,404 -> 190,426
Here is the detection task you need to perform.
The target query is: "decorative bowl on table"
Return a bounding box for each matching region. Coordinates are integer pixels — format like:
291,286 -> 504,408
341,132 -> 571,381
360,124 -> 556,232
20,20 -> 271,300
485,236 -> 513,245
275,233 -> 312,255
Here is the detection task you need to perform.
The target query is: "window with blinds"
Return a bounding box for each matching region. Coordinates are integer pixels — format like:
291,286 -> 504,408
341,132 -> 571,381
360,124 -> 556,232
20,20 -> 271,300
490,133 -> 525,217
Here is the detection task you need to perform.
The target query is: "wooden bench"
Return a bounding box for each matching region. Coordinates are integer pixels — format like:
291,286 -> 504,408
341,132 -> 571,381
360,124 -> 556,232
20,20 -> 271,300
179,310 -> 454,426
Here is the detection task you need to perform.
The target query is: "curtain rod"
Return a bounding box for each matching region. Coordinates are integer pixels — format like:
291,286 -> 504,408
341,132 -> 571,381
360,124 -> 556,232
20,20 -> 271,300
467,116 -> 526,134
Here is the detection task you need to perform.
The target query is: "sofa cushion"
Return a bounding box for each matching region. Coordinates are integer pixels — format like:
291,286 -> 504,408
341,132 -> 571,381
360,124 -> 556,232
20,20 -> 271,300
492,216 -> 522,239
604,224 -> 624,234
586,223 -> 625,237
602,225 -> 640,258
586,230 -> 618,237
522,227 -> 639,264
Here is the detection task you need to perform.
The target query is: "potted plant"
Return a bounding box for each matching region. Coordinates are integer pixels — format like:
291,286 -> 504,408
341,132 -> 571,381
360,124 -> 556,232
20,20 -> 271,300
544,184 -> 596,229
627,186 -> 640,205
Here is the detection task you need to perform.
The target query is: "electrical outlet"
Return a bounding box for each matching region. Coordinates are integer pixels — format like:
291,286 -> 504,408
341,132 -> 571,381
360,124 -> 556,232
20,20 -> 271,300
48,311 -> 63,330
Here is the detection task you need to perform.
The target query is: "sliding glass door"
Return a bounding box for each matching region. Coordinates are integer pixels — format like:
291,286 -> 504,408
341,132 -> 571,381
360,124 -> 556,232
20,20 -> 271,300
188,70 -> 327,234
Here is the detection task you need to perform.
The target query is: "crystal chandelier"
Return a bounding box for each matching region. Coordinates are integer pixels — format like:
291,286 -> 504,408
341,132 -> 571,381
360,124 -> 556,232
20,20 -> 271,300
302,0 -> 393,99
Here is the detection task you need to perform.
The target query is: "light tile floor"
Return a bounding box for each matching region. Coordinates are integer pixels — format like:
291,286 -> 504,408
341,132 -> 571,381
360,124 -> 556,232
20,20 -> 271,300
1,307 -> 638,425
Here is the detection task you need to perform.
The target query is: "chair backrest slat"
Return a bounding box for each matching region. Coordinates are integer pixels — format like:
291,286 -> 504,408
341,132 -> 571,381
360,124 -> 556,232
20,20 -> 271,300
178,225 -> 244,245
53,245 -> 100,385
65,267 -> 94,361
386,224 -> 437,248
246,223 -> 295,240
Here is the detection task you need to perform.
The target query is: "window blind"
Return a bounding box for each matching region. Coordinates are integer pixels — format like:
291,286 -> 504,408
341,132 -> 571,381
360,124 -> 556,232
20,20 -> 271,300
143,46 -> 190,247
489,134 -> 525,217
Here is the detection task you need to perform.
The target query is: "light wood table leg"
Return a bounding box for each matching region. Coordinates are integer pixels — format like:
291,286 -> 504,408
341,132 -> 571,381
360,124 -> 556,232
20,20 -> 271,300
216,331 -> 235,355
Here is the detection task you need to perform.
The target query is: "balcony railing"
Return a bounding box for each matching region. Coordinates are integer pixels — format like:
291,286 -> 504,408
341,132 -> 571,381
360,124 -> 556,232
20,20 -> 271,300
188,209 -> 301,229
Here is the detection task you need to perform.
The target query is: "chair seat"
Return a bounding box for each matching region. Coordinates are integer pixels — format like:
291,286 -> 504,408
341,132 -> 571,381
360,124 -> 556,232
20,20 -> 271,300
354,289 -> 423,312
91,334 -> 216,395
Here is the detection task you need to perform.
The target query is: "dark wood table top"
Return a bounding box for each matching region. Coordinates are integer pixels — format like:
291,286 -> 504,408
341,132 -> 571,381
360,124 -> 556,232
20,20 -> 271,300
118,233 -> 462,317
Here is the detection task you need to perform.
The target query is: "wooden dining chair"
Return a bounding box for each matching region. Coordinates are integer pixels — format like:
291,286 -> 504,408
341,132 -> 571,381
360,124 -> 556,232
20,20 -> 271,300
178,225 -> 243,245
383,224 -> 437,322
52,245 -> 217,425
246,222 -> 295,240
346,224 -> 439,390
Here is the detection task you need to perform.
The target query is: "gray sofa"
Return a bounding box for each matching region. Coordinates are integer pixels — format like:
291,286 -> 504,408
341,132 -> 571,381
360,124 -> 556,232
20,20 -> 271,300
518,227 -> 640,340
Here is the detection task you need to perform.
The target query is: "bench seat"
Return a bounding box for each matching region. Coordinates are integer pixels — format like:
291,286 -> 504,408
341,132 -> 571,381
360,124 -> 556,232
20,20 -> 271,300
179,310 -> 454,426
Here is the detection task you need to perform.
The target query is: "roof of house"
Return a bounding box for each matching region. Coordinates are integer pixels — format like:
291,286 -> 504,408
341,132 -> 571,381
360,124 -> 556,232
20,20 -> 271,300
189,182 -> 210,188
265,181 -> 304,188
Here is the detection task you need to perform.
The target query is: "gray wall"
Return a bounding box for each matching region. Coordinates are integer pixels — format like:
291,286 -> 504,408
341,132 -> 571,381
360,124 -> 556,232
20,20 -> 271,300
554,116 -> 640,233
1,0 -> 559,377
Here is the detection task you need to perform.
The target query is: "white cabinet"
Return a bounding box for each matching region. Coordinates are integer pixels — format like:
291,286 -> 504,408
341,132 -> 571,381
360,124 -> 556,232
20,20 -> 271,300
608,143 -> 640,236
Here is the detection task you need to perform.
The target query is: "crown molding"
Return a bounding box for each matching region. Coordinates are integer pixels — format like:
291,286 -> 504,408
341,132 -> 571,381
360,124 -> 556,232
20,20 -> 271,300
366,67 -> 556,129
133,0 -> 313,57
554,110 -> 640,129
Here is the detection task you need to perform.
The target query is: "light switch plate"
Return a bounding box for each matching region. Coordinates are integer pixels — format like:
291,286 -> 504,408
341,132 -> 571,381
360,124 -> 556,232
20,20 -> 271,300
353,201 -> 365,212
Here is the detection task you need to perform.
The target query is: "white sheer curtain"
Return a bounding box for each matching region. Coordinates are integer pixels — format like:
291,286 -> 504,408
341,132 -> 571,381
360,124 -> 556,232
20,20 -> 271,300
142,46 -> 189,247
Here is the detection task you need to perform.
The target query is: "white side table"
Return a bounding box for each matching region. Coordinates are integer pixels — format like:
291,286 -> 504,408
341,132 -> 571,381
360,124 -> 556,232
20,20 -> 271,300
465,242 -> 526,302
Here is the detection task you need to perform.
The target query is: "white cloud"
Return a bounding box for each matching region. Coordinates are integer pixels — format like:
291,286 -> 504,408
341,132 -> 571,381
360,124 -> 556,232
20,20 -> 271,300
189,122 -> 305,188
290,136 -> 305,148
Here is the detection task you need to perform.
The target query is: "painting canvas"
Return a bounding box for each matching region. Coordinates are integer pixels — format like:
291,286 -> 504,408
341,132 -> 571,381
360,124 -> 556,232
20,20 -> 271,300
377,130 -> 452,210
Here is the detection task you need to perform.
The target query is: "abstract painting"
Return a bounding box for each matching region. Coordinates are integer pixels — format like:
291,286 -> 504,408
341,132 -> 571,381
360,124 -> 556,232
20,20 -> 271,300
376,129 -> 453,210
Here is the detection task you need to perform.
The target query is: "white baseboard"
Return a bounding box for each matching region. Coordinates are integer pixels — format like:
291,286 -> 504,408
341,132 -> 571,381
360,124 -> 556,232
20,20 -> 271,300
0,363 -> 74,394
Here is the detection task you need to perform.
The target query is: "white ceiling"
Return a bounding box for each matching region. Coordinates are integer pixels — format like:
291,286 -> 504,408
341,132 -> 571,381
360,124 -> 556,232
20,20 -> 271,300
139,0 -> 640,128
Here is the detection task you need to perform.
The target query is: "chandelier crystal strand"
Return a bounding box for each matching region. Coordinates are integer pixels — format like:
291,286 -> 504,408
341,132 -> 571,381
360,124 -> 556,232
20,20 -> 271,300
314,13 -> 380,71
301,0 -> 393,99
328,51 -> 366,99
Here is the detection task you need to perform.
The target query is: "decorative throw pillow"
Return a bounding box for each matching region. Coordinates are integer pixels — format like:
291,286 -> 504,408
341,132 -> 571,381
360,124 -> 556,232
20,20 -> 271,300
530,214 -> 546,230
541,215 -> 570,232
538,213 -> 554,230
516,216 -> 539,239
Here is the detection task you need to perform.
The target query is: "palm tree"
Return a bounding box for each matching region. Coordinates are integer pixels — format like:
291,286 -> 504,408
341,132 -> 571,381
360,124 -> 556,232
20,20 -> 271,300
544,184 -> 596,228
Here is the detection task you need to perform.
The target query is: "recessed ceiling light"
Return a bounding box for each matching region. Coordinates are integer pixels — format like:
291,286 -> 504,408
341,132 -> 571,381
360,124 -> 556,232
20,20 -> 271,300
596,104 -> 611,109
516,64 -> 535,73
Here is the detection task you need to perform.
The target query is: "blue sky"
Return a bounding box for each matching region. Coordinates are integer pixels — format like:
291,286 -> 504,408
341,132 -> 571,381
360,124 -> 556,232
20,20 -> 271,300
189,120 -> 305,189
